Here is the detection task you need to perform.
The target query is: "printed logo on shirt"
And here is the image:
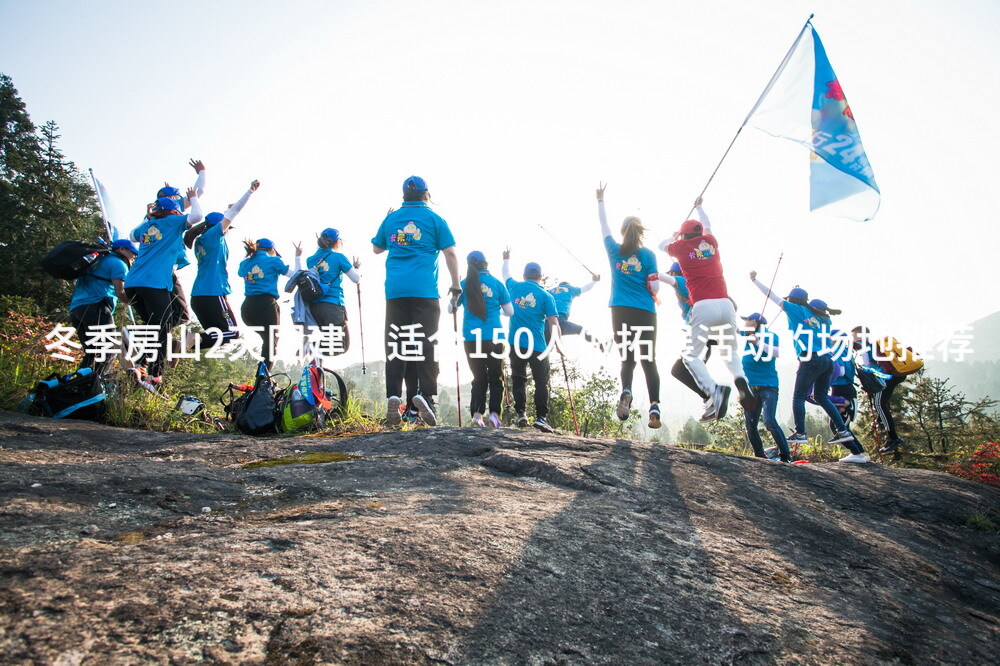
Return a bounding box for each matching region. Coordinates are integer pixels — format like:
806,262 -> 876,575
481,284 -> 494,298
799,315 -> 821,330
140,225 -> 163,246
316,259 -> 330,274
549,285 -> 570,294
194,241 -> 207,262
688,240 -> 716,261
615,255 -> 642,274
389,221 -> 423,246
244,264 -> 265,283
514,292 -> 537,309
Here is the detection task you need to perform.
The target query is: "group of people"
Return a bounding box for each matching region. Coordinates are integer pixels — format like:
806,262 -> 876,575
66,170 -> 912,461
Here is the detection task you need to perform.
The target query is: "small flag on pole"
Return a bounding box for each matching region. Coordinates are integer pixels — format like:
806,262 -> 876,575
747,23 -> 880,221
90,170 -> 125,241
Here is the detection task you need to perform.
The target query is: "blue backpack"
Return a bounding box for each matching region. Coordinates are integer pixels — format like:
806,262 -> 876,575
29,368 -> 107,420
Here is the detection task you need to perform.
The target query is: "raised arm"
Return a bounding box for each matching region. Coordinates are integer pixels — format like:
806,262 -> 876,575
597,183 -> 612,239
502,246 -> 512,282
185,189 -> 204,226
694,196 -> 711,232
580,273 -> 600,293
222,180 -> 259,231
750,271 -> 783,308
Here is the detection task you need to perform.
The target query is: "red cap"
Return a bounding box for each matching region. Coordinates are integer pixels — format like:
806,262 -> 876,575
679,219 -> 703,235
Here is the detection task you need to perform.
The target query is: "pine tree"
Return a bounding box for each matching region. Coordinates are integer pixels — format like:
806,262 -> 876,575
0,74 -> 103,315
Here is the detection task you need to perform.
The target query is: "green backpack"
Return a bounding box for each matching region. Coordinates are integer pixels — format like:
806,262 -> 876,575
277,363 -> 349,432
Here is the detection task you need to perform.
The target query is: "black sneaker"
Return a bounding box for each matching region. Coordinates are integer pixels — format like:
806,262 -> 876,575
533,417 -> 555,433
648,405 -> 661,429
715,385 -> 732,420
517,411 -> 529,428
734,377 -> 756,413
880,438 -> 904,454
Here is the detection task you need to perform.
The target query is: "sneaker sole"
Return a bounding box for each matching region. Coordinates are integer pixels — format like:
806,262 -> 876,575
386,397 -> 402,426
533,423 -> 555,434
716,386 -> 732,420
616,392 -> 632,421
735,378 -> 756,412
648,412 -> 661,429
413,396 -> 437,426
829,433 -> 855,444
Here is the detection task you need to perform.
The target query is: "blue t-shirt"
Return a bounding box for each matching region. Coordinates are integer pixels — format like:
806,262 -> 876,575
238,251 -> 289,298
741,329 -> 780,388
124,214 -> 190,290
671,275 -> 692,323
506,278 -> 558,353
307,248 -> 354,306
604,236 -> 657,313
69,254 -> 128,313
191,224 -> 230,297
547,284 -> 582,319
457,271 -> 511,342
371,202 -> 456,300
781,301 -> 832,357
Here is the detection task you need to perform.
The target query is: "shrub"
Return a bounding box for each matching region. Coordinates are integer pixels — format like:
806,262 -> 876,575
947,442 -> 1000,487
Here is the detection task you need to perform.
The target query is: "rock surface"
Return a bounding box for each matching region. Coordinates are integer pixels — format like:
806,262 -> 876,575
0,410 -> 998,664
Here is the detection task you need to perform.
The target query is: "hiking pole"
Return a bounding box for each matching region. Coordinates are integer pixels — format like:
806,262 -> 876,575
558,350 -> 581,436
355,282 -> 366,374
452,305 -> 463,426
758,252 -> 784,319
537,224 -> 596,275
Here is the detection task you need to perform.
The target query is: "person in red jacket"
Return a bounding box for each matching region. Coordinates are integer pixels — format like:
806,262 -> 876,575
663,197 -> 753,422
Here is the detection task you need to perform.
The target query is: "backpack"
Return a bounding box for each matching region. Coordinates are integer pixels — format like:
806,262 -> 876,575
855,362 -> 890,394
29,368 -> 107,420
292,272 -> 324,303
40,241 -> 110,280
276,363 -> 349,432
875,336 -> 924,377
222,362 -> 281,435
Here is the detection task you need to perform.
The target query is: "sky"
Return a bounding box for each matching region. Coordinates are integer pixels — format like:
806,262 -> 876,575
2,0 -> 999,427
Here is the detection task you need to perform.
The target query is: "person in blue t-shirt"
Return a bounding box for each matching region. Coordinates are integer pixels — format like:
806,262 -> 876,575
124,189 -> 204,382
596,183 -> 662,429
371,176 -> 461,427
69,239 -> 137,375
306,227 -> 361,357
740,313 -> 791,462
502,251 -> 559,433
183,179 -> 260,351
750,273 -> 869,463
448,250 -> 512,428
238,238 -> 302,370
547,274 -> 601,346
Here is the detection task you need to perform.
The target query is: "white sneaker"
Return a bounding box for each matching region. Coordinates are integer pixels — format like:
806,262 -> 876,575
488,413 -> 502,428
471,414 -> 486,427
386,396 -> 402,426
616,390 -> 633,421
412,395 -> 437,426
699,396 -> 717,422
829,429 -> 856,444
839,452 -> 870,464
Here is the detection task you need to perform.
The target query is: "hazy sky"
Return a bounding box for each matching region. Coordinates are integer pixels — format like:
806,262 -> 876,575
3,0 -> 998,423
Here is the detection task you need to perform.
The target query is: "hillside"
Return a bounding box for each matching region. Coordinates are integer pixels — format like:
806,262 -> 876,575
0,411 -> 998,664
929,310 -> 1000,401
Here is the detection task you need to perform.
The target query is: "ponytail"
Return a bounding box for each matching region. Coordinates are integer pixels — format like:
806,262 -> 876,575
243,239 -> 258,258
619,216 -> 646,257
464,258 -> 488,320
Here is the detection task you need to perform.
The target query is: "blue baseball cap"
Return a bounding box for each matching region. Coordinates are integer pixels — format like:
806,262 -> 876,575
809,298 -> 829,311
669,261 -> 681,274
742,313 -> 767,325
157,186 -> 182,198
256,238 -> 275,249
204,212 -> 225,226
320,227 -> 340,242
787,287 -> 809,301
403,175 -> 428,193
467,250 -> 485,264
524,262 -> 542,278
111,239 -> 138,253
156,196 -> 181,212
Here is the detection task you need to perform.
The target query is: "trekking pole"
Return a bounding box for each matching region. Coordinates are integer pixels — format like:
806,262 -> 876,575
355,282 -> 366,374
537,224 -> 596,275
452,306 -> 463,426
758,252 -> 784,319
558,350 -> 580,436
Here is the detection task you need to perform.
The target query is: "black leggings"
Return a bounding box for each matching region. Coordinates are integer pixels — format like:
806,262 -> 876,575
611,306 -> 660,403
310,301 -> 350,355
510,347 -> 550,419
465,340 -> 504,416
241,294 -> 280,369
384,297 -> 440,403
70,299 -> 115,375
124,286 -> 179,377
191,295 -> 240,349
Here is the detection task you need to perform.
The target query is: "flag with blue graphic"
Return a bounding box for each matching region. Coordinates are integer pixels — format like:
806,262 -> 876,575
748,23 -> 880,221
89,170 -> 126,241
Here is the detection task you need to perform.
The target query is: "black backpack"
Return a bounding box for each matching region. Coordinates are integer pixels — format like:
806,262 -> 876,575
292,272 -> 324,303
29,368 -> 107,421
222,362 -> 281,435
40,241 -> 110,280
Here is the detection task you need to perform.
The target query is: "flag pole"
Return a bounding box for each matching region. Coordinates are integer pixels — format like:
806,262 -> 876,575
89,168 -> 114,242
682,14 -> 814,221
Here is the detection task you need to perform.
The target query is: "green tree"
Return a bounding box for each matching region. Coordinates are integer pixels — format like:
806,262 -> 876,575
678,417 -> 711,446
0,74 -> 103,315
904,375 -> 998,454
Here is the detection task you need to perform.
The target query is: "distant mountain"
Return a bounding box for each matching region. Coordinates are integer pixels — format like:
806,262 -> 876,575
929,310 -> 1000,402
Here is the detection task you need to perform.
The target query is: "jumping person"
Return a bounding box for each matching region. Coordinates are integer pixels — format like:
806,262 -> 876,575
183,179 -> 260,351
69,239 -> 138,375
740,313 -> 791,462
548,274 -> 602,346
851,326 -> 915,453
307,227 -> 361,357
449,250 -> 512,427
238,238 -> 302,370
502,251 -> 560,432
123,188 -> 204,383
659,260 -> 717,406
663,197 -> 752,423
749,273 -> 869,463
372,176 -> 461,427
597,183 -> 662,428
